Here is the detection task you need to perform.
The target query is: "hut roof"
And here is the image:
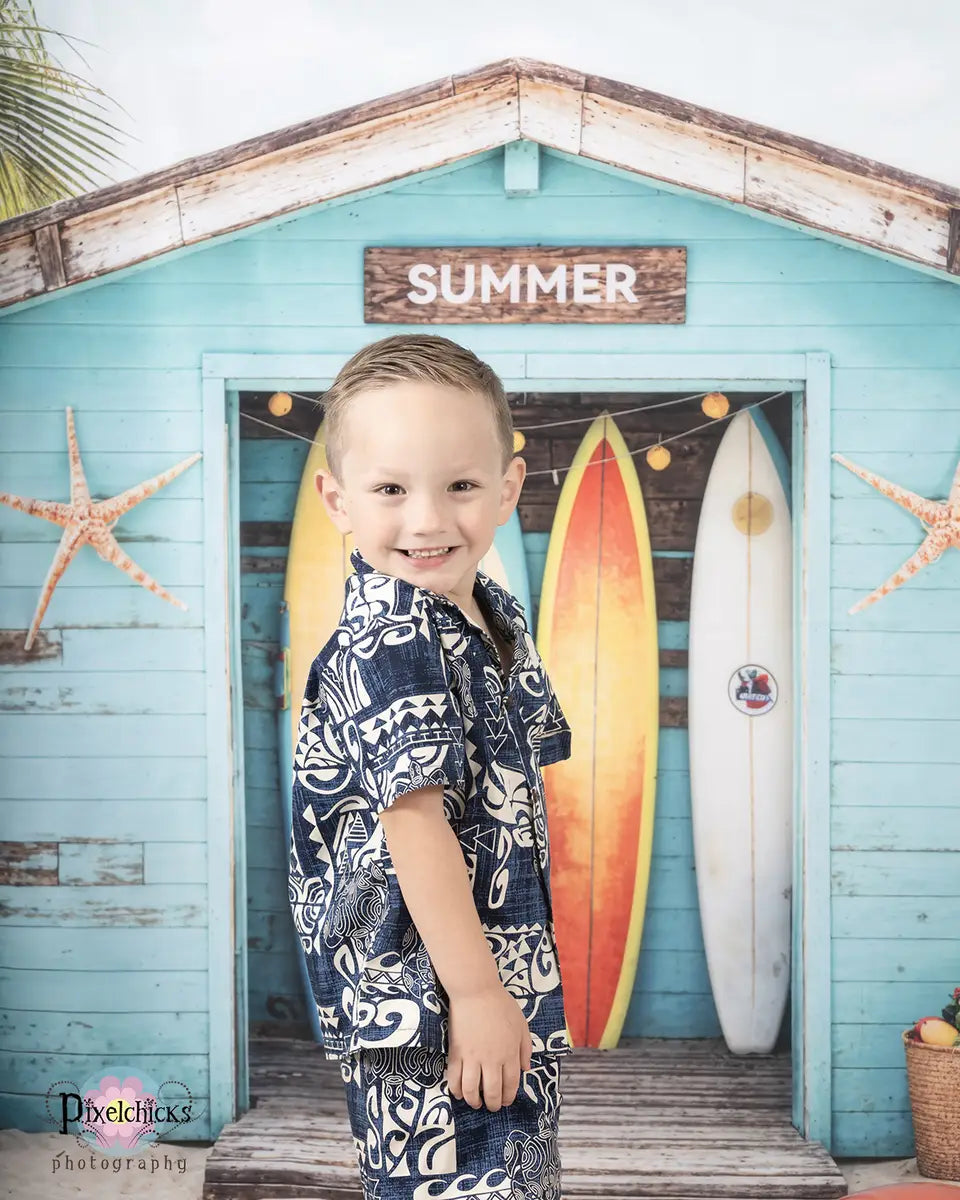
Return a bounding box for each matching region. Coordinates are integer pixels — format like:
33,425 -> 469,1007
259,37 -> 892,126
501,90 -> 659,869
2,56 -> 958,310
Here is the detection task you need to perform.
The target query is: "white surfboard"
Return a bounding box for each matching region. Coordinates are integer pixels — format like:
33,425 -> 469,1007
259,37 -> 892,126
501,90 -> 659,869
688,408 -> 793,1055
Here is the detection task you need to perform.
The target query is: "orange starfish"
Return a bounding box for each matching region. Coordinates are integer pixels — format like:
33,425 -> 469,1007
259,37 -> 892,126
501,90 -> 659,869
0,407 -> 202,650
832,451 -> 960,613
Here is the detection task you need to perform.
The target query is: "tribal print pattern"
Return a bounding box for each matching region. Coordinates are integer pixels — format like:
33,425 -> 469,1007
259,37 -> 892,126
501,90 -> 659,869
289,546 -> 573,1063
340,1047 -> 564,1200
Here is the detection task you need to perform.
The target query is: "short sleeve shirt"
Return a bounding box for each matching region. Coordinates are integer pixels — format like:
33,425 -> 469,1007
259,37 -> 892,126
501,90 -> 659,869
288,545 -> 573,1061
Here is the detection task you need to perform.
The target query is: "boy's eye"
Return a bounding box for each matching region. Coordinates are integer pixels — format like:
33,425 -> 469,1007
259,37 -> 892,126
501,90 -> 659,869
375,482 -> 477,495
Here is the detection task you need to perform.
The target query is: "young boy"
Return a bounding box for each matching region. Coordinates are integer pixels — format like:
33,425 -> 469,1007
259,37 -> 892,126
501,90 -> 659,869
288,333 -> 573,1200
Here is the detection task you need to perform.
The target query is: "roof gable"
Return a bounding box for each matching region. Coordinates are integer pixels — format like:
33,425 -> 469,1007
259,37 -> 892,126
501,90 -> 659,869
1,56 -> 958,311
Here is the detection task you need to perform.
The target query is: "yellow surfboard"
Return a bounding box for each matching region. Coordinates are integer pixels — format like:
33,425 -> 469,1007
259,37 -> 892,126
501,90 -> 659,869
536,412 -> 659,1049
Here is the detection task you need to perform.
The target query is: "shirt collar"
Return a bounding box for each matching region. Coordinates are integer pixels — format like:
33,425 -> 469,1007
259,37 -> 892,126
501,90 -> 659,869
348,545 -> 526,630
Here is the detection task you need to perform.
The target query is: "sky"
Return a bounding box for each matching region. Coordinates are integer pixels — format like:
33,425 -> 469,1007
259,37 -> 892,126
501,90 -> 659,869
32,0 -> 960,190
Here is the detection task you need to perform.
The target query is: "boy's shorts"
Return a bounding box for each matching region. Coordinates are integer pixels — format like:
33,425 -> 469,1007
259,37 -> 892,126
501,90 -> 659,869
340,1046 -> 563,1200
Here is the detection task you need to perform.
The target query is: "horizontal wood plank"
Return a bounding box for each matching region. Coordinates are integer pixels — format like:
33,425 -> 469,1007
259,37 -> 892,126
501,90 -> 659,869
0,842 -> 57,886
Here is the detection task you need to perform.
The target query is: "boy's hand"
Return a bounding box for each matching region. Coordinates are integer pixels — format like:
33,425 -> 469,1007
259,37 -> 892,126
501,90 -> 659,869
446,983 -> 533,1112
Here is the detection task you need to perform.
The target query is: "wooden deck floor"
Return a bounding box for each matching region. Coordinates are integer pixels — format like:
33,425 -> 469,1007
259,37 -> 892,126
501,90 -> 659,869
203,1037 -> 848,1199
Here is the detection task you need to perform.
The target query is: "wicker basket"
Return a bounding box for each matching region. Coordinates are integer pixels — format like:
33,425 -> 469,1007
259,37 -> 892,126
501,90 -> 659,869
902,1030 -> 960,1180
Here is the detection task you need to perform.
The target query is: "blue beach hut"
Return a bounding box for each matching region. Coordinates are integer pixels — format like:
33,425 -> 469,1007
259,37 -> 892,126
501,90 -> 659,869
0,58 -> 958,1171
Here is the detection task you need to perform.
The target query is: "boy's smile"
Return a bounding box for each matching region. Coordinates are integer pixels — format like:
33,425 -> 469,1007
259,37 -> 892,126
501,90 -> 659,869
315,380 -> 525,615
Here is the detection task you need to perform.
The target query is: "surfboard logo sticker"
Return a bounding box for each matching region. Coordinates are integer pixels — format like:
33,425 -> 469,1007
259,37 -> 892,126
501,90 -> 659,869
728,665 -> 777,715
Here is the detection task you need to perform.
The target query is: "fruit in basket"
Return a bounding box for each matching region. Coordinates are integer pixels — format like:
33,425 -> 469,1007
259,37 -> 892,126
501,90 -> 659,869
912,1016 -> 960,1046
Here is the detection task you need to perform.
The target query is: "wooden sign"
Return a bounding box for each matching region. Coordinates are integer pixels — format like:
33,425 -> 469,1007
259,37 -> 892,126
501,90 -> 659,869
364,246 -> 685,324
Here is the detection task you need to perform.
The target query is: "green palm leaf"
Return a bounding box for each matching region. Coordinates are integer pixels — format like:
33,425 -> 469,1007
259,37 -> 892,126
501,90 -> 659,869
0,1 -> 128,219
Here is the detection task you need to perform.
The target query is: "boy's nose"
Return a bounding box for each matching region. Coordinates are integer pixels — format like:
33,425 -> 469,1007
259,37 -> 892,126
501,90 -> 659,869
407,494 -> 450,533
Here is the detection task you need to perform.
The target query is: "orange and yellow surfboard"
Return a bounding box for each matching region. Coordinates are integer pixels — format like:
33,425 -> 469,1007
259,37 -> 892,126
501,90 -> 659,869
536,412 -> 659,1049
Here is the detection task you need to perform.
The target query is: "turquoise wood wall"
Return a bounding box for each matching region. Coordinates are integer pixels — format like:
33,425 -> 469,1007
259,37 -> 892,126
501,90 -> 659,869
2,146 -> 959,1154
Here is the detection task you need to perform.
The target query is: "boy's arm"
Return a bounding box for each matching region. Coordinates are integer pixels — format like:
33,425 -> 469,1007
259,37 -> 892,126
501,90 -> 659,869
378,786 -> 500,999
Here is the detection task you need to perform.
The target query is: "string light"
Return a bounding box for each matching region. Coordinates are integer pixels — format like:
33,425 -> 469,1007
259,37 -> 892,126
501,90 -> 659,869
273,386 -> 743,430
239,390 -> 788,482
525,393 -> 785,480
646,439 -> 671,471
267,391 -> 293,416
701,391 -> 730,419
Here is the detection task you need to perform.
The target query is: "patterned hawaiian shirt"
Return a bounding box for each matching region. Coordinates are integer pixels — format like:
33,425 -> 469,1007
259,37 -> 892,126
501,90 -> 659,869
288,545 -> 573,1061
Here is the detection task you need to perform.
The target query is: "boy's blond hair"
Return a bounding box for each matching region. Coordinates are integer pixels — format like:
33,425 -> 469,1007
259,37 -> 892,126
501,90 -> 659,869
321,334 -> 515,481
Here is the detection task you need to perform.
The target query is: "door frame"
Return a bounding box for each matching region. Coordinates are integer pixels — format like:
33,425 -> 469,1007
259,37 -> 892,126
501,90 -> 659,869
202,349 -> 832,1147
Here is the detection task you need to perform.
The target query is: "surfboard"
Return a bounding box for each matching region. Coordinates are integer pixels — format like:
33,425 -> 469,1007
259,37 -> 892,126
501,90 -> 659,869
688,407 -> 793,1055
278,428 -> 533,1041
481,507 -> 533,627
536,412 -> 659,1049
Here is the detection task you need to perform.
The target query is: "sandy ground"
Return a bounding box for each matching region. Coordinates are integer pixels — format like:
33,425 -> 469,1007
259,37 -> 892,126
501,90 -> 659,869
2,1129 -> 958,1197
0,1130 -> 212,1199
837,1157 -> 960,1192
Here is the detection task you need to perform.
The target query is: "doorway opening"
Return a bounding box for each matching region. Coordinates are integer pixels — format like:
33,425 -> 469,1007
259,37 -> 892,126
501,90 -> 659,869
213,343 -> 832,1151
233,384 -> 799,1083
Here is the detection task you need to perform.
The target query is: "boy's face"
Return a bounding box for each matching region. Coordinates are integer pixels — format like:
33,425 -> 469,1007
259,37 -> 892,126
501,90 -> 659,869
315,379 -> 526,611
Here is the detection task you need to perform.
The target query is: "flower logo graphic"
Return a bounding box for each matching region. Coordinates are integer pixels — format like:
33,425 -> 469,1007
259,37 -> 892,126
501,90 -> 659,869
46,1064 -> 199,1157
82,1075 -> 157,1153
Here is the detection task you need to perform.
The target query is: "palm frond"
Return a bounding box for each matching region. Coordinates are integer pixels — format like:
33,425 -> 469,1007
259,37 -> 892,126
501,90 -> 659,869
0,0 -> 128,218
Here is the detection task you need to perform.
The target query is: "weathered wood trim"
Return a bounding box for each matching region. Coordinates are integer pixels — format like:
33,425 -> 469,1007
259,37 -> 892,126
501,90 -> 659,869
659,648 -> 688,669
790,386 -> 807,1137
582,68 -> 960,206
581,90 -> 747,202
746,147 -> 948,271
510,57 -> 586,91
517,78 -> 582,154
32,224 -> 65,289
61,186 -> 183,284
226,387 -> 250,1114
0,232 -> 45,306
3,55 -> 954,245
177,77 -> 520,244
3,56 -> 960,309
948,209 -> 960,275
0,72 -> 462,241
0,842 -> 58,886
797,353 -> 833,1147
451,59 -> 516,94
0,630 -> 62,664
202,372 -> 237,1135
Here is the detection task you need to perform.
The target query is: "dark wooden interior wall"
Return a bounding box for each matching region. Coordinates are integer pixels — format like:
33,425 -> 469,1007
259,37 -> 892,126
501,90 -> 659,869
238,389 -> 793,1030
240,388 -> 792,624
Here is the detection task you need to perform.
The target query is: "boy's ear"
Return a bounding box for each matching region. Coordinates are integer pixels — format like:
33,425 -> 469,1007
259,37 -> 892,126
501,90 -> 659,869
314,468 -> 352,533
499,456 -> 526,521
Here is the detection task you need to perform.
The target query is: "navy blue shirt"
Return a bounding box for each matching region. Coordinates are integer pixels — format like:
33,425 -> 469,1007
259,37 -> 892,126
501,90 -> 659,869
289,546 -> 573,1060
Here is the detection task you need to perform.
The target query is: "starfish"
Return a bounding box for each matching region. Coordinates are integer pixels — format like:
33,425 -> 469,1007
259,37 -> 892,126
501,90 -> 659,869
832,451 -> 960,613
0,407 -> 202,650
